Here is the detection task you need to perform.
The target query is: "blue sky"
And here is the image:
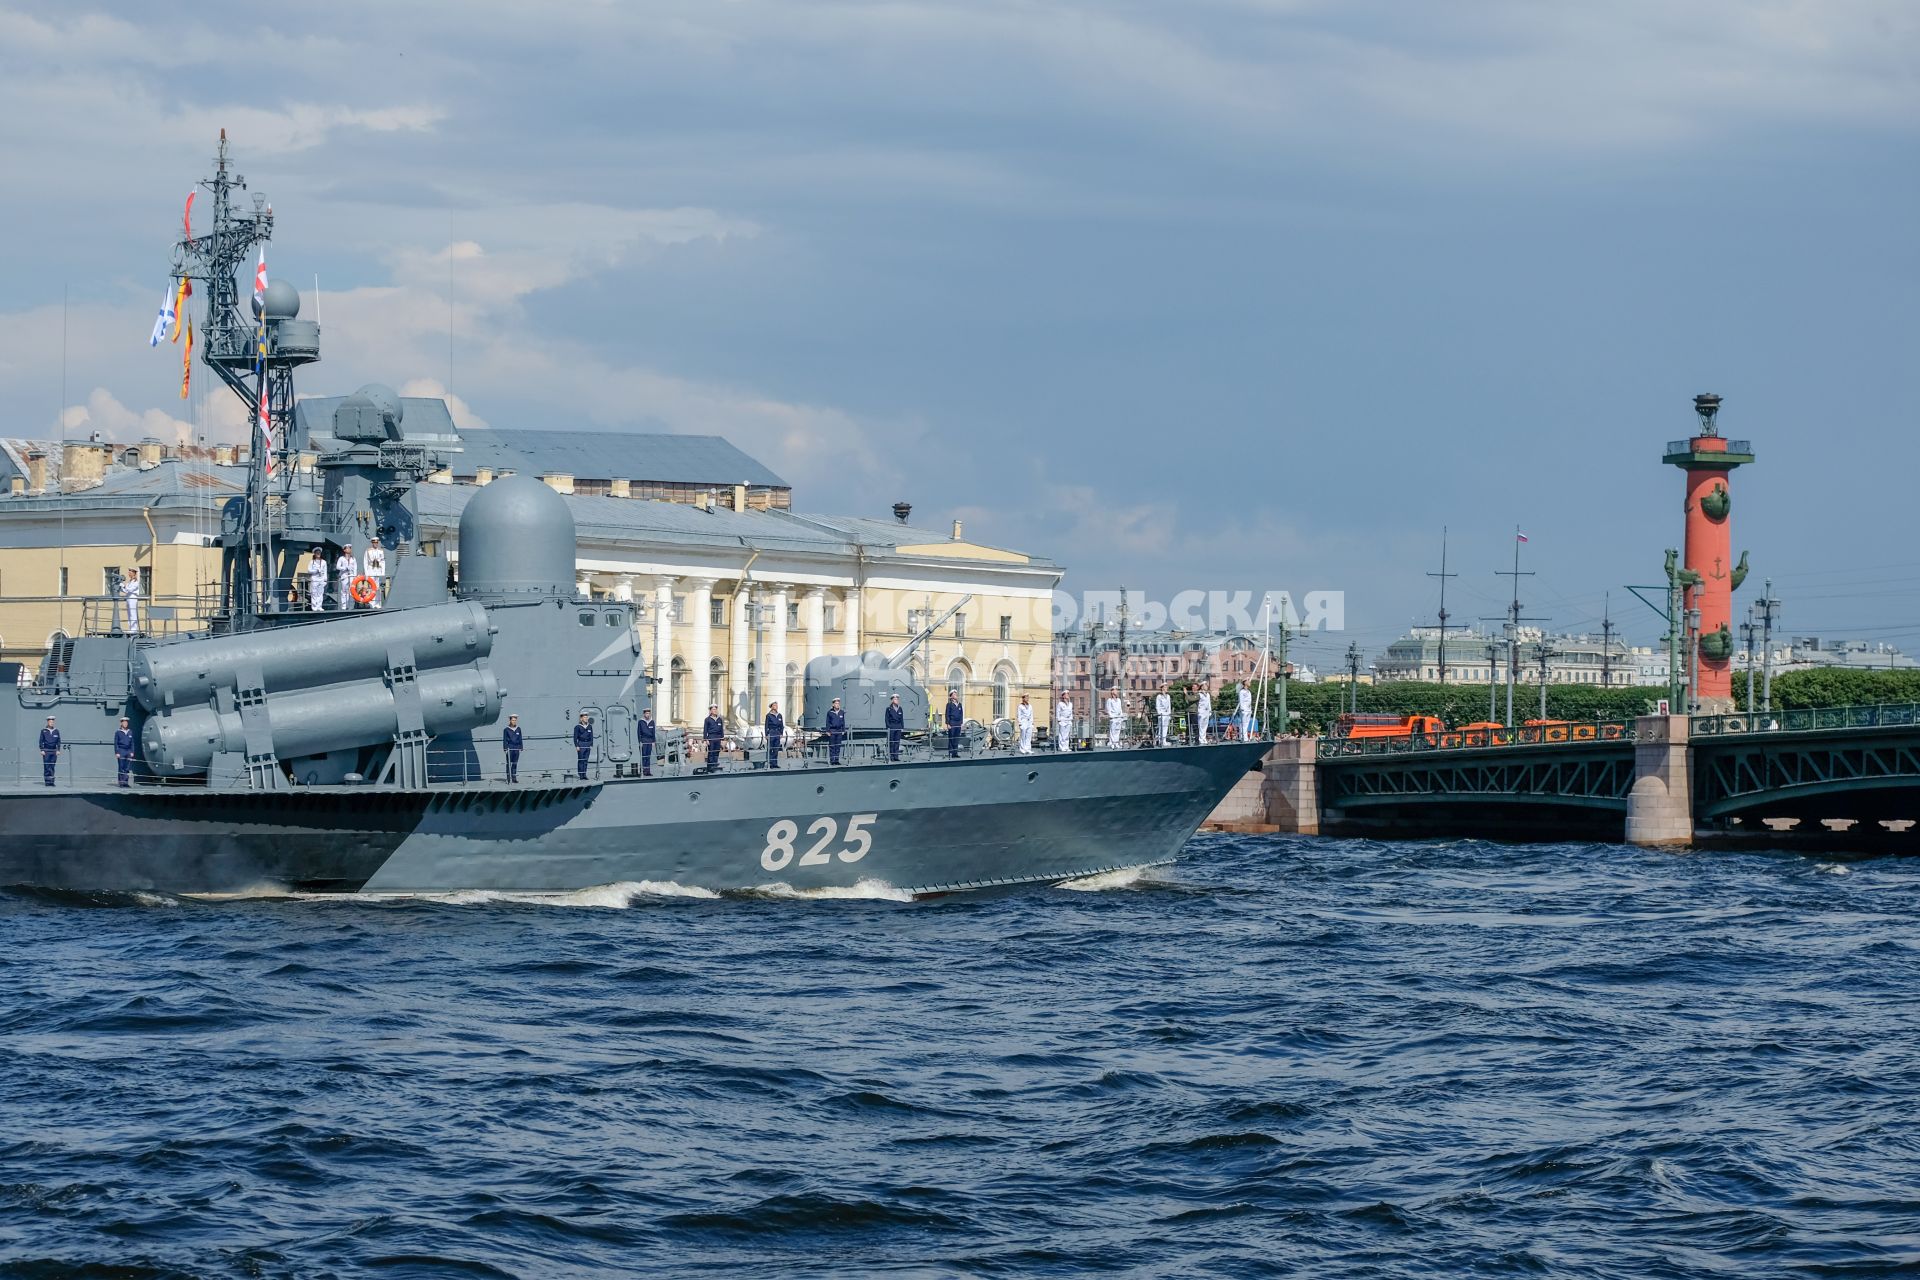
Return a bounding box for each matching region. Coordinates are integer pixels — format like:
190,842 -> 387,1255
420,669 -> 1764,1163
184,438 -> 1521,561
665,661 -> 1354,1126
0,1 -> 1914,669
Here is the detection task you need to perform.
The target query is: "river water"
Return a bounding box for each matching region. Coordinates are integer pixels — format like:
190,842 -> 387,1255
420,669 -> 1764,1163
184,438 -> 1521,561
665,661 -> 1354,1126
2,834 -> 1916,1277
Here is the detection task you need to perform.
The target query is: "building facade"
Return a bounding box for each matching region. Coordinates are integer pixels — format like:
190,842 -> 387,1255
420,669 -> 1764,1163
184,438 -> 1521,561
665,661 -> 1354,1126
1374,626 -> 1643,686
1051,628 -> 1292,728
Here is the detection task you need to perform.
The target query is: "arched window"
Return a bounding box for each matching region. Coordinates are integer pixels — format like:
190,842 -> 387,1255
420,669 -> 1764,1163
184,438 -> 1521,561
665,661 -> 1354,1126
947,661 -> 970,704
670,656 -> 685,722
992,664 -> 1014,719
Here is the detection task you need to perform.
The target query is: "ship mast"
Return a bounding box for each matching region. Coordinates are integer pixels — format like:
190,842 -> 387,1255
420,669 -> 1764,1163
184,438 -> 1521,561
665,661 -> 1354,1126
168,131 -> 292,627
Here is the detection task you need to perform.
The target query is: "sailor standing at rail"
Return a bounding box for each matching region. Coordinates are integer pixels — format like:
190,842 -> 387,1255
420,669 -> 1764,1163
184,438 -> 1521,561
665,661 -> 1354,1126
703,704 -> 725,773
38,717 -> 59,787
119,567 -> 141,635
334,544 -> 358,612
885,694 -> 904,761
1105,692 -> 1124,749
826,698 -> 847,765
1055,694 -> 1074,752
1016,694 -> 1034,754
638,706 -> 656,776
764,701 -> 785,769
306,547 -> 328,612
114,717 -> 134,788
1196,686 -> 1212,744
573,712 -> 594,780
363,536 -> 386,609
945,689 -> 964,758
502,714 -> 523,782
1155,686 -> 1172,747
1236,682 -> 1254,741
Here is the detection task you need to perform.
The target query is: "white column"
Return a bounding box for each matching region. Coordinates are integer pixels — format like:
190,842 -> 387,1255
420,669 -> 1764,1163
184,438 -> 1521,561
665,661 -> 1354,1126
841,585 -> 862,656
730,586 -> 752,727
686,576 -> 716,724
766,582 -> 790,716
651,575 -> 675,702
803,585 -> 826,677
614,575 -> 634,603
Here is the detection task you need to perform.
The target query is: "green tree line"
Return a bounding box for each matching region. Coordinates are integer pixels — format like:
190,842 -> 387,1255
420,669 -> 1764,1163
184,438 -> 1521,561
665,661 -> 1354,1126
1140,667 -> 1919,737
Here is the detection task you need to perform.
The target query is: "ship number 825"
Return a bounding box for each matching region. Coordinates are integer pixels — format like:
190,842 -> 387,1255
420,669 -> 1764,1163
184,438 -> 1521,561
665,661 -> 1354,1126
761,814 -> 877,871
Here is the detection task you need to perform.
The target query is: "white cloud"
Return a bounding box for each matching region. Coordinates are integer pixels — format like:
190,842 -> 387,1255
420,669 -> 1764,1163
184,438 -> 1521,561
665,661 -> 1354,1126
58,388 -> 196,445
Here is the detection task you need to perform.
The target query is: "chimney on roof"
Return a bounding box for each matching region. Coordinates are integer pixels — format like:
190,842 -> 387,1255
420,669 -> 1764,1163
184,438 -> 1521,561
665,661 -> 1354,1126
212,445 -> 236,466
732,483 -> 747,513
138,438 -> 164,469
610,477 -> 631,499
892,501 -> 912,524
541,472 -> 574,494
428,465 -> 454,485
474,466 -> 493,486
695,490 -> 711,511
61,442 -> 108,491
25,450 -> 47,494
951,519 -> 963,541
8,476 -> 23,497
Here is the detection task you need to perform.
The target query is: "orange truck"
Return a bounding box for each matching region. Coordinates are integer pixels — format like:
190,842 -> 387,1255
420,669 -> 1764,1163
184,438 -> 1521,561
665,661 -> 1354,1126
1332,713 -> 1445,741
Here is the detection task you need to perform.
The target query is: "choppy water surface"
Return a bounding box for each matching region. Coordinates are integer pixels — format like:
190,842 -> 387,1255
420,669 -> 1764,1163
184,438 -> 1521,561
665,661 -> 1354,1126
3,836 -> 1918,1278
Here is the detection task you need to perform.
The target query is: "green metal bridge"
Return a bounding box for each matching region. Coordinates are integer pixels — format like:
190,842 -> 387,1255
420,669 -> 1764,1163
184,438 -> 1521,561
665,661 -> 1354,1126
1312,704 -> 1920,846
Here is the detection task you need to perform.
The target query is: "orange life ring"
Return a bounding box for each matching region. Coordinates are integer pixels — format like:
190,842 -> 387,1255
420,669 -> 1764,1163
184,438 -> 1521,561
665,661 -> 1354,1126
349,575 -> 379,605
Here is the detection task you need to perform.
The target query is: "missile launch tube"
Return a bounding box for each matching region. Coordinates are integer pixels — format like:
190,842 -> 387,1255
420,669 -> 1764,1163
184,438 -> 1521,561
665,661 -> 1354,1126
131,601 -> 494,713
141,664 -> 503,776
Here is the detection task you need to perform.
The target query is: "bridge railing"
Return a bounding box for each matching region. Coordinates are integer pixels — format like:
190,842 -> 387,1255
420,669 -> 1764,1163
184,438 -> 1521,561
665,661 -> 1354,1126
1318,720 -> 1642,758
1692,702 -> 1920,737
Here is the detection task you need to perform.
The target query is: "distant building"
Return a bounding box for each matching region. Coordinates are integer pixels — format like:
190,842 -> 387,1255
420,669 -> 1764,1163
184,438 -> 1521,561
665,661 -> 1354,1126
1375,626 -> 1640,686
1733,637 -> 1917,675
1051,628 -> 1302,727
295,399 -> 794,511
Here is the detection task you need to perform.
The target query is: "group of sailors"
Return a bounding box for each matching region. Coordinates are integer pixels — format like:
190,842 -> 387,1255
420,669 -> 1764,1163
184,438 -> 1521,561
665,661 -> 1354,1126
34,715 -> 137,787
1060,683 -> 1255,750
302,537 -> 387,611
488,681 -> 1256,783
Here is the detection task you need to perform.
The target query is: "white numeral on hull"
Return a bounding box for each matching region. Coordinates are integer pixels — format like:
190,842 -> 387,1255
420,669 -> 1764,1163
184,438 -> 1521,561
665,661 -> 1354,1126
762,813 -> 878,871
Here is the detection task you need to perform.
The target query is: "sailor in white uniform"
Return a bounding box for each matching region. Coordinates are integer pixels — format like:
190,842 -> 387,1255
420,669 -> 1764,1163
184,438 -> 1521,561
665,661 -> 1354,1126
1237,683 -> 1254,740
1154,686 -> 1172,747
1196,686 -> 1212,744
1015,694 -> 1034,754
334,544 -> 358,612
1055,695 -> 1074,752
119,567 -> 141,635
1105,693 -> 1124,749
306,547 -> 329,612
362,536 -> 387,608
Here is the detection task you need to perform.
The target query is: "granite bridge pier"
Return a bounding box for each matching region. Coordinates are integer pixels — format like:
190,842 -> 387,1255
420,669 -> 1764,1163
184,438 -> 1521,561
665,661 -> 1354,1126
1205,704 -> 1920,851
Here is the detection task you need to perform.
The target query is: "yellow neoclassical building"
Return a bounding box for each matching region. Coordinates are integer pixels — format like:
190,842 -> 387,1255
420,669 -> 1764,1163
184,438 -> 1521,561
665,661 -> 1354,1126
0,419 -> 1061,728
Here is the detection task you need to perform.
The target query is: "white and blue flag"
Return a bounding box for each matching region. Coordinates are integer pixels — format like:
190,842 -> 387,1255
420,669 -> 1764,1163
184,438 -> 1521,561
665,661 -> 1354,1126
148,282 -> 176,347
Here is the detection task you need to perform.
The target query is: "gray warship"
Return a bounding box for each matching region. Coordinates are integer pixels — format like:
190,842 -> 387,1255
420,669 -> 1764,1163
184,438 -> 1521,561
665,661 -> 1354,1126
0,137 -> 1268,898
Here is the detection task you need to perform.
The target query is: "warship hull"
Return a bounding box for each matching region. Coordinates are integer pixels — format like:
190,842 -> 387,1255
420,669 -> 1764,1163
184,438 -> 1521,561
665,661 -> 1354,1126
0,742 -> 1268,897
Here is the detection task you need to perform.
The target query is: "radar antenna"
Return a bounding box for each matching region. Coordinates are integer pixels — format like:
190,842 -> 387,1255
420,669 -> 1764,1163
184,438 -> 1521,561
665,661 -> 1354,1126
167,131 -> 316,626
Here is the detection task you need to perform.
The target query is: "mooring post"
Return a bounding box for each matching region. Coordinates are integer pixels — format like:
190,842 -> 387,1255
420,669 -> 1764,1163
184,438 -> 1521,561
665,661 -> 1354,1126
1263,737 -> 1321,835
1625,714 -> 1693,847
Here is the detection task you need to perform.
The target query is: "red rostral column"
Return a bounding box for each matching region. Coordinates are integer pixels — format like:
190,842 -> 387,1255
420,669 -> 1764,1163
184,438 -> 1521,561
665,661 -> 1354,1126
1663,394 -> 1753,708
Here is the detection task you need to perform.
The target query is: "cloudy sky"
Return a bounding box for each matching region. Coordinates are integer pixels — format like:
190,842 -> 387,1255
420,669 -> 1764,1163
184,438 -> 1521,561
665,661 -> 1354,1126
1,1 -> 1914,668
